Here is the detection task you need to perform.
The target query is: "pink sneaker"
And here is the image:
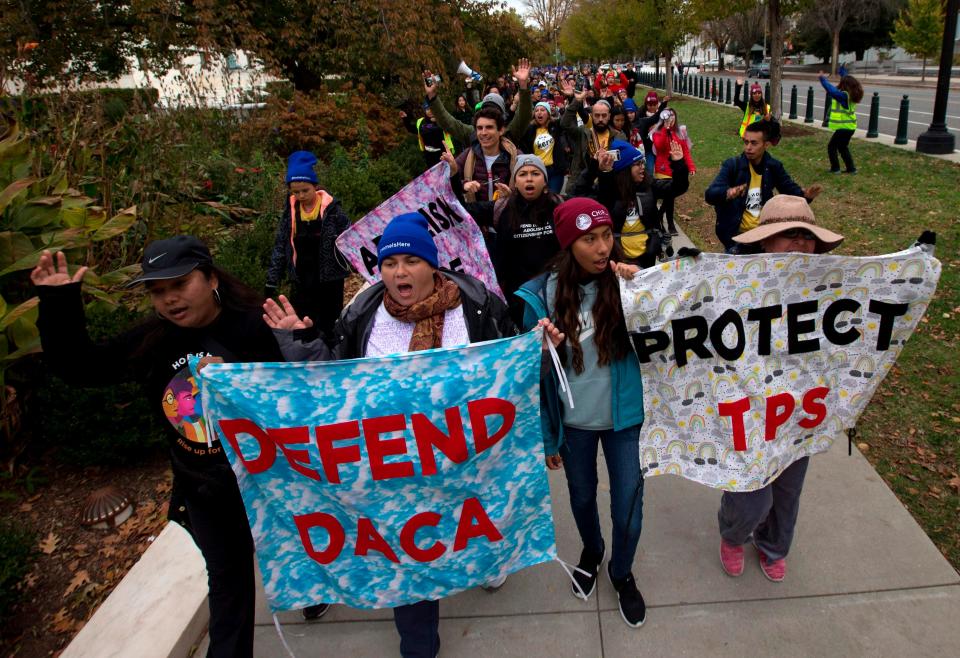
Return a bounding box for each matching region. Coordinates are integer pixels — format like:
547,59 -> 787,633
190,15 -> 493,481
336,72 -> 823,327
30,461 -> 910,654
719,540 -> 744,577
759,553 -> 786,582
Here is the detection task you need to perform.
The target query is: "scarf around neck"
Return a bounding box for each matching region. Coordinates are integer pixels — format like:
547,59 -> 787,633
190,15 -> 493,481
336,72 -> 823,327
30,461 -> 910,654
383,273 -> 462,351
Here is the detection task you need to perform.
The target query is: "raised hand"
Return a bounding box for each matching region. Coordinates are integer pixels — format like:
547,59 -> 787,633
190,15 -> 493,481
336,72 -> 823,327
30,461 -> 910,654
30,250 -> 88,287
804,184 -> 823,201
512,58 -> 531,89
440,141 -> 458,174
596,149 -> 614,172
494,182 -> 512,199
669,140 -> 684,161
262,294 -> 313,331
726,183 -> 747,200
560,77 -> 576,98
423,69 -> 438,100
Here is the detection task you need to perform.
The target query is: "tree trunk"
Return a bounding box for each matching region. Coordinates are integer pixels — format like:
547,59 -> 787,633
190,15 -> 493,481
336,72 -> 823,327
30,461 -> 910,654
768,0 -> 784,118
830,29 -> 841,76
664,52 -> 674,95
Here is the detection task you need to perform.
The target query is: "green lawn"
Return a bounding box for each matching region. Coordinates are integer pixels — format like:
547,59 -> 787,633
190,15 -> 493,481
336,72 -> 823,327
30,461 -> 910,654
641,87 -> 960,569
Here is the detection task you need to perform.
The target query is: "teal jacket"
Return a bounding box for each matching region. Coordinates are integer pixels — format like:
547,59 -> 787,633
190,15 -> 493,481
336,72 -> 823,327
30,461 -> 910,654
515,273 -> 645,456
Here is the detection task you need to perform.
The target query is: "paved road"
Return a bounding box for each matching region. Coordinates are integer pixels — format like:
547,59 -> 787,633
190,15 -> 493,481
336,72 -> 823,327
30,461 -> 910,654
695,74 -> 959,143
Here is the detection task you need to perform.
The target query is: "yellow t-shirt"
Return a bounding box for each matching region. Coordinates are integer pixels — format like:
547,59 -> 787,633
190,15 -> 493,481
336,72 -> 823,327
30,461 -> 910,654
621,204 -> 648,258
739,164 -> 763,232
533,127 -> 555,167
299,198 -> 321,222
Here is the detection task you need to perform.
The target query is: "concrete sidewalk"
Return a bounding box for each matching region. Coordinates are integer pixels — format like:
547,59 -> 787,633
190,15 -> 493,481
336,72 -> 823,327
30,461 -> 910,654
203,229 -> 960,657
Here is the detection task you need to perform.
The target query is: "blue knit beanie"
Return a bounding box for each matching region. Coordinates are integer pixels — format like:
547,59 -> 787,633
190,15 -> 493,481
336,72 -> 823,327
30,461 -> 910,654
286,150 -> 318,185
610,139 -> 645,173
622,98 -> 638,113
377,213 -> 439,269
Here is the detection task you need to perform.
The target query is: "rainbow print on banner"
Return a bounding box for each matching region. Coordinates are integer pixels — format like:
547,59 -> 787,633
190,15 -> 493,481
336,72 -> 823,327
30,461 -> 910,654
620,244 -> 940,492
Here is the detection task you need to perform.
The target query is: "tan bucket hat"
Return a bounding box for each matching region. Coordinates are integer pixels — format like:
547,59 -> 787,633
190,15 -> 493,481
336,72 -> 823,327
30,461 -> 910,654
733,194 -> 844,253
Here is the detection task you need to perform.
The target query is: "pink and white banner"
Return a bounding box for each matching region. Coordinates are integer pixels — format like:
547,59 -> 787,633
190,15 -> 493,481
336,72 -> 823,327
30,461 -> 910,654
336,162 -> 504,299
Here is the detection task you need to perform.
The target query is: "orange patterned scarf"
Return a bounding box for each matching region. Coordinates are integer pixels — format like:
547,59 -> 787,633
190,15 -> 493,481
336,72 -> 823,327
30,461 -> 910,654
383,273 -> 462,351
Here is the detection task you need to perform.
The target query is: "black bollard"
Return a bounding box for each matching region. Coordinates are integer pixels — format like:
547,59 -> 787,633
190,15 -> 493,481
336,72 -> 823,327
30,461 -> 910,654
805,86 -> 814,123
866,92 -> 880,138
895,95 -> 910,144
718,77 -> 724,103
789,85 -> 797,119
726,78 -> 732,104
822,93 -> 830,127
699,75 -> 704,98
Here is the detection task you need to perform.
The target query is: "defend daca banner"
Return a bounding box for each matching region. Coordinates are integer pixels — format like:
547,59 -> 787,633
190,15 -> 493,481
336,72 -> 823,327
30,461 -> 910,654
620,245 -> 940,492
193,330 -> 555,611
336,161 -> 505,300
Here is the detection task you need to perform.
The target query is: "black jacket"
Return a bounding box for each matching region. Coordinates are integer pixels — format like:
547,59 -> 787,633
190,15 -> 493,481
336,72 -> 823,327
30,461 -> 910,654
519,122 -> 570,176
266,192 -> 351,288
704,152 -> 806,250
276,269 -> 516,361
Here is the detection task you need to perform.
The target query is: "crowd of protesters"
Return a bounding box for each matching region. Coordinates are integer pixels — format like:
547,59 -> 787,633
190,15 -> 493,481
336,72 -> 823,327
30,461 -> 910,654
31,55 -> 864,658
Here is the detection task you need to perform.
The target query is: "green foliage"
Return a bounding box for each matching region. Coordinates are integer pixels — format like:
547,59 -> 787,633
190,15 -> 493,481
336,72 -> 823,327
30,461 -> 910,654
892,0 -> 944,62
35,304 -> 167,467
214,212 -> 278,293
317,140 -> 423,219
0,519 -> 33,622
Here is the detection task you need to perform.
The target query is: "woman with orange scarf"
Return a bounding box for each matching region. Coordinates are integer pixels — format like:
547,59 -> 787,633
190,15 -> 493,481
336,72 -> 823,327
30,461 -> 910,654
264,212 -> 516,658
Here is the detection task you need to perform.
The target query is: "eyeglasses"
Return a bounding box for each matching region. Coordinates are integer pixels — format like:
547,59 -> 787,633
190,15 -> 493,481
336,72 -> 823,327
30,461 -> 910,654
778,228 -> 817,241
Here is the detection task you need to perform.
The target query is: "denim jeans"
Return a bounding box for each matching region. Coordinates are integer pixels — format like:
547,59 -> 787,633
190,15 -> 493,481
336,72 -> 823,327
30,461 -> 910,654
560,424 -> 644,580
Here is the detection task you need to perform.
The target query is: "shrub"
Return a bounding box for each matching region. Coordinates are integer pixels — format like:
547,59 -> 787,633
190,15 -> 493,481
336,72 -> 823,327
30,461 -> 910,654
247,83 -> 405,160
0,520 -> 33,623
214,212 -> 280,292
36,304 -> 167,466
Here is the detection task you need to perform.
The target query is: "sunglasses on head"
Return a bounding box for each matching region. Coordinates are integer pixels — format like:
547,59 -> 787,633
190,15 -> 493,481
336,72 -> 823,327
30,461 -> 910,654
779,228 -> 817,240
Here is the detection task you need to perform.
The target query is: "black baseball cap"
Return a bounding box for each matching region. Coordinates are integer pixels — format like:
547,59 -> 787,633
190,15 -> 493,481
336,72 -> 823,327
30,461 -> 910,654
126,235 -> 213,287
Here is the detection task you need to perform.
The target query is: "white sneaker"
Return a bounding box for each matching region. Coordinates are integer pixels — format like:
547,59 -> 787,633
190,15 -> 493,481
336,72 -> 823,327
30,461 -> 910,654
481,573 -> 508,591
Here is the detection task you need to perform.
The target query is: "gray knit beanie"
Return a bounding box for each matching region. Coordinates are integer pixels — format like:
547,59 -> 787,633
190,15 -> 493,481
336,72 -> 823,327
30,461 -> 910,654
512,154 -> 548,179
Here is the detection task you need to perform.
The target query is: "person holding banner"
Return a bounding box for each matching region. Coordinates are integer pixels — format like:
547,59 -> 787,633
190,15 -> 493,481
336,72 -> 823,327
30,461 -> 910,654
265,212 -> 519,658
265,150 -> 351,340
718,195 -> 845,582
32,236 -> 284,658
515,198 -> 648,628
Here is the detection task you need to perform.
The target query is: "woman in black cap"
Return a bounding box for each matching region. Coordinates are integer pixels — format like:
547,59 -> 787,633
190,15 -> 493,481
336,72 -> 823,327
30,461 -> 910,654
32,235 -> 284,658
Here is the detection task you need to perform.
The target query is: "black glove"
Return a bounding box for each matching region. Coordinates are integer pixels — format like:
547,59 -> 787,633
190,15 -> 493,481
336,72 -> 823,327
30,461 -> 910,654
676,246 -> 702,259
915,230 -> 936,246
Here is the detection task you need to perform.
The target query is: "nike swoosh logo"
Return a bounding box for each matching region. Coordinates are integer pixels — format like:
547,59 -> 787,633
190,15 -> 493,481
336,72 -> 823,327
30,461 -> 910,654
148,253 -> 167,264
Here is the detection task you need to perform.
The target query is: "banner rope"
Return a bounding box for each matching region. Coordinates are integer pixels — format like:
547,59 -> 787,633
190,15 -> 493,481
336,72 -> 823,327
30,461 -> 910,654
544,332 -> 575,409
555,557 -> 591,599
273,613 -> 297,658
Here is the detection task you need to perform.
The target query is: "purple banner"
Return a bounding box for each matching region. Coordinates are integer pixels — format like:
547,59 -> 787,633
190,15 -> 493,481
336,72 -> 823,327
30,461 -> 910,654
336,162 -> 504,299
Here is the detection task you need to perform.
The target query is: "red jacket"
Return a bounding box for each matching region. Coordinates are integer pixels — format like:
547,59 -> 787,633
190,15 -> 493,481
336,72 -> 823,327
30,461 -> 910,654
651,127 -> 696,176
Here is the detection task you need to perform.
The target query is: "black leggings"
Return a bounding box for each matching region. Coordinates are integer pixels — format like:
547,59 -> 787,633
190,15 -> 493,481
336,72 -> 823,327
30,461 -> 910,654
828,129 -> 856,172
183,482 -> 255,658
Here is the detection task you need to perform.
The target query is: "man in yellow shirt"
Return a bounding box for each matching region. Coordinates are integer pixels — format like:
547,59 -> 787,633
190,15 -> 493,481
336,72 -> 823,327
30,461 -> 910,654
704,121 -> 822,253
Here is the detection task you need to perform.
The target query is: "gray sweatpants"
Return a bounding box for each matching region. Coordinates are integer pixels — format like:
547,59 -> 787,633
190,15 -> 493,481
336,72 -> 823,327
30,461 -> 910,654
718,457 -> 810,560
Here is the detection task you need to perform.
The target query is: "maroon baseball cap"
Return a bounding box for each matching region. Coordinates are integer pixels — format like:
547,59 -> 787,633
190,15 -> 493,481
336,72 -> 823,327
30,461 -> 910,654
553,198 -> 613,249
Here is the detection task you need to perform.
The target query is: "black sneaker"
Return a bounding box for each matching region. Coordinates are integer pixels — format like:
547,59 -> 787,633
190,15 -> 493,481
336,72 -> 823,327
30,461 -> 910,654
608,564 -> 646,627
571,544 -> 605,600
302,603 -> 330,621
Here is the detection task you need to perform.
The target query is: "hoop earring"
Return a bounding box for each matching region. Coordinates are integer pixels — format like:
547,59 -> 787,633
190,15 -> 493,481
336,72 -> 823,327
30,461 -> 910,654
213,288 -> 222,305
